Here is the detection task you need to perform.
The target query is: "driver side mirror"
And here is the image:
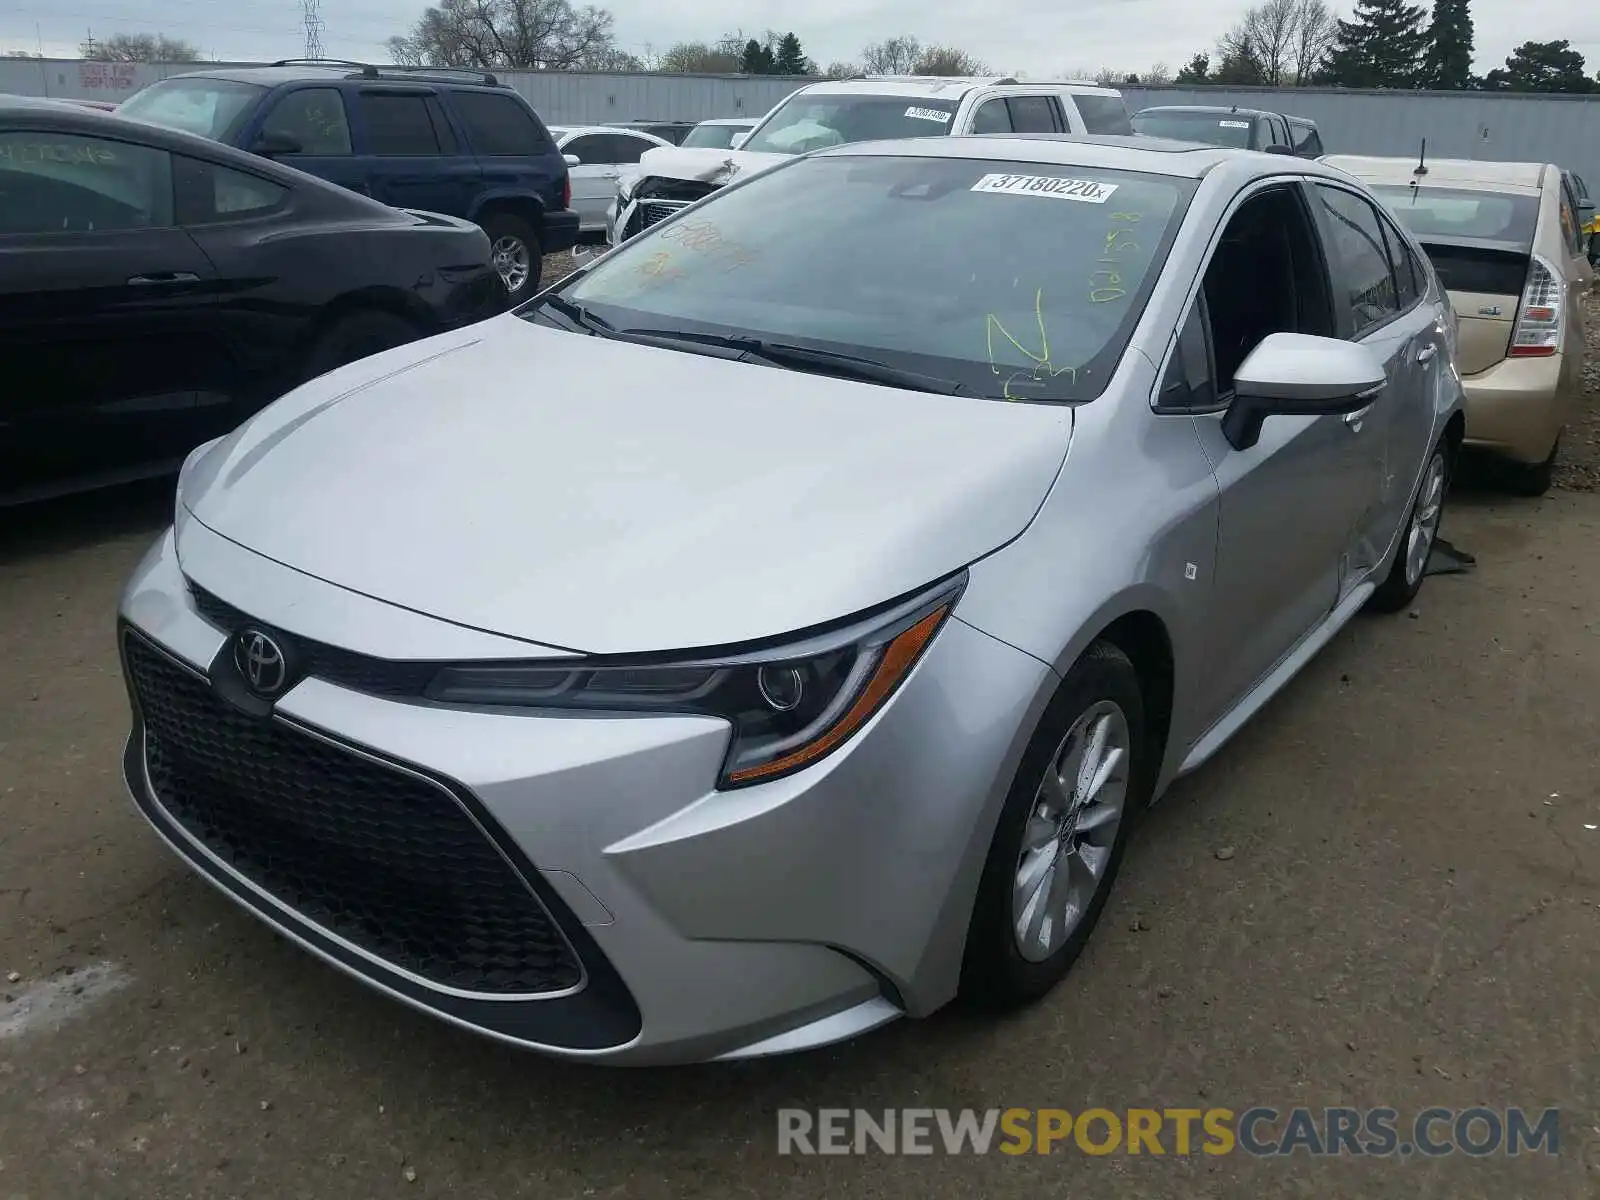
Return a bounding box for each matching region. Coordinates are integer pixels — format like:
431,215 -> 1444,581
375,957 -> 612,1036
730,132 -> 750,149
251,131 -> 303,157
1221,332 -> 1386,451
564,153 -> 581,167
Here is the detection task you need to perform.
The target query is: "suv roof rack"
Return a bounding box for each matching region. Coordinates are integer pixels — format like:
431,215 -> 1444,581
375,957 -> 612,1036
835,74 -> 1019,87
270,57 -> 501,87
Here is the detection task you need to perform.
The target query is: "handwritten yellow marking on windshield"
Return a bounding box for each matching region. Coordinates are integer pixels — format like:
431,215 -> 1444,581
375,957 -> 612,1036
985,287 -> 1077,401
1091,212 -> 1143,304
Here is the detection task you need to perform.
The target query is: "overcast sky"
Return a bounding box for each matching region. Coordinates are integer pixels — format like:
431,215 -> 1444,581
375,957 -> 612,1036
2,0 -> 1597,79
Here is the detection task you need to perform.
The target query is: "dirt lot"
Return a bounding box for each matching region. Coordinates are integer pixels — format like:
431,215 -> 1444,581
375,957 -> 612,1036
3,306 -> 1600,1198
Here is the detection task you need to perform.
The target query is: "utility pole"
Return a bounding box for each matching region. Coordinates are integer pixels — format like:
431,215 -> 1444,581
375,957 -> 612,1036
301,0 -> 324,59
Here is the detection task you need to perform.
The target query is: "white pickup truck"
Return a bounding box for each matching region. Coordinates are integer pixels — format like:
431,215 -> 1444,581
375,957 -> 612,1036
606,75 -> 1131,245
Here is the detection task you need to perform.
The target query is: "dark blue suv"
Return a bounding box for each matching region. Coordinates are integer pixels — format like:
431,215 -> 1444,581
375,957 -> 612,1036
119,60 -> 579,302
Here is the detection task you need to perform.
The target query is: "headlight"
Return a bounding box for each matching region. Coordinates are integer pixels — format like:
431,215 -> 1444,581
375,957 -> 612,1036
616,171 -> 640,203
427,575 -> 965,788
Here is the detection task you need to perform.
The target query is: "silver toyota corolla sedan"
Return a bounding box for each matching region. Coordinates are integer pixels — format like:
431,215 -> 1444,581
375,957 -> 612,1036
118,133 -> 1465,1065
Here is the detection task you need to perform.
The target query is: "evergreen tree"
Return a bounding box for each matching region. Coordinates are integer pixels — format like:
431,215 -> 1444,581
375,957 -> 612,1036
1424,0 -> 1473,88
740,38 -> 770,73
1321,0 -> 1429,87
1174,52 -> 1210,83
773,32 -> 808,75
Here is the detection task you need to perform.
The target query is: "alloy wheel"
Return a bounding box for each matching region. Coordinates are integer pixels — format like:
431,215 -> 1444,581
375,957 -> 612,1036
1012,700 -> 1131,963
491,235 -> 531,295
1403,450 -> 1447,586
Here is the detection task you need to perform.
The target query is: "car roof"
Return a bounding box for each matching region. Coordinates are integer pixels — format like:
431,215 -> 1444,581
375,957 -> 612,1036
1322,154 -> 1549,192
694,117 -> 758,126
798,76 -> 1121,99
814,131 -> 1341,179
556,124 -> 669,141
155,63 -> 508,90
1136,104 -> 1274,118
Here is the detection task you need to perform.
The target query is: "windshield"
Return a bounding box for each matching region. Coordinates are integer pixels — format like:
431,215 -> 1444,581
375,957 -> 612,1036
1132,111 -> 1254,149
741,95 -> 959,155
1368,185 -> 1540,245
539,154 -> 1193,403
118,77 -> 265,141
682,122 -> 750,149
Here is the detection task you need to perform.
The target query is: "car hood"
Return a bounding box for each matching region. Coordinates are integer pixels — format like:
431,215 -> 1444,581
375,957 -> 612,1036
631,144 -> 791,187
180,315 -> 1072,655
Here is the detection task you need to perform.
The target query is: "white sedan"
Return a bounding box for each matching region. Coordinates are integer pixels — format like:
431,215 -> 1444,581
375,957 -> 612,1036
546,124 -> 673,236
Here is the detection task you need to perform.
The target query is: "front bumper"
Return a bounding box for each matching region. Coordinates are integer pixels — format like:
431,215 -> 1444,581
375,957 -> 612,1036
1460,351 -> 1575,463
117,520 -> 1051,1064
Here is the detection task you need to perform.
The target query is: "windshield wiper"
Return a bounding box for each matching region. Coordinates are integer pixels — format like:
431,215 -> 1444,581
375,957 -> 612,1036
539,294 -> 616,335
614,327 -> 965,395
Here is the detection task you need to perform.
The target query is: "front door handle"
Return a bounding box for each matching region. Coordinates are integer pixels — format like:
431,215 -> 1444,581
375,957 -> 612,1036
1416,343 -> 1437,364
127,272 -> 200,285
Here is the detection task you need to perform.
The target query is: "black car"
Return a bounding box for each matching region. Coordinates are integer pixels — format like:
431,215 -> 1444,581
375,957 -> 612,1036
1131,105 -> 1324,157
115,60 -> 580,302
604,119 -> 698,145
0,97 -> 504,505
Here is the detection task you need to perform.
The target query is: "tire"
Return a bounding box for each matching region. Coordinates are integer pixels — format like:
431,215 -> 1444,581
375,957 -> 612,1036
482,212 -> 542,305
1506,432 -> 1558,498
303,310 -> 420,381
1369,434 -> 1453,613
959,641 -> 1151,1009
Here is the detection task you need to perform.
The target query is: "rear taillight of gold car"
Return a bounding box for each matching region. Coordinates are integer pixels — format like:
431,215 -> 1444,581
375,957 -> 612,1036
1508,253 -> 1563,357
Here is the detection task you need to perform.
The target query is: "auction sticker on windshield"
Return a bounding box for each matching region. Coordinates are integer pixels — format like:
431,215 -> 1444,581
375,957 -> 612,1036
970,174 -> 1119,203
1219,120 -> 1251,128
905,106 -> 954,123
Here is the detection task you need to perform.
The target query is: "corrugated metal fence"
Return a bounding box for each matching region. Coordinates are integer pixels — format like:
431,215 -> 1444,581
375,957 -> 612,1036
4,59 -> 1597,184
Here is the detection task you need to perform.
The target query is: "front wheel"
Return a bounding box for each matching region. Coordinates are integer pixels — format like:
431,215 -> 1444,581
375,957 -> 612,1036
1369,436 -> 1451,613
482,213 -> 542,305
959,641 -> 1149,1009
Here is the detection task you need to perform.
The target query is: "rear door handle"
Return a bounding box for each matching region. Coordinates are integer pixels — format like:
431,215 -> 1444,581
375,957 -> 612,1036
127,272 -> 200,285
1416,343 -> 1437,364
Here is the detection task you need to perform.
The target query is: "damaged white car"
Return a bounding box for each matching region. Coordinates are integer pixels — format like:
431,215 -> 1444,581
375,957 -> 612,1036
605,75 -> 1130,245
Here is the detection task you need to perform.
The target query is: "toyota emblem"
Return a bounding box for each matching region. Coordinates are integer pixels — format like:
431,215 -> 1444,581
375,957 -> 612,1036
234,629 -> 289,698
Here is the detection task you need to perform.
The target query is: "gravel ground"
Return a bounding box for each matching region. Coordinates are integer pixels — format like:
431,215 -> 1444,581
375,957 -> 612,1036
1554,292 -> 1600,493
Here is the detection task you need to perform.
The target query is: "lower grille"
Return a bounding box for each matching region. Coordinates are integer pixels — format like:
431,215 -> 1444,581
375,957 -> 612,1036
638,199 -> 690,231
123,633 -> 583,997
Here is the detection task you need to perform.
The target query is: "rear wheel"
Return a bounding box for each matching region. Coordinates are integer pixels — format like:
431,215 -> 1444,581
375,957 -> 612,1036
303,310 -> 419,381
1506,432 -> 1559,497
960,642 -> 1149,1009
482,213 -> 542,305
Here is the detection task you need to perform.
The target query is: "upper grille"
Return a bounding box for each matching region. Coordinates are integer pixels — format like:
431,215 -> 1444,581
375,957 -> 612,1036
637,178 -> 720,204
189,583 -> 437,698
638,199 -> 690,232
124,632 -> 583,996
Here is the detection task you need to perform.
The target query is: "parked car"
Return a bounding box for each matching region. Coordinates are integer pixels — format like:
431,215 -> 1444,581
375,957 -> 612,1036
1131,105 -> 1320,156
607,75 -> 1132,244
115,60 -> 579,303
0,97 -> 503,505
604,119 -> 697,145
119,132 -> 1463,1064
544,124 -> 672,236
1565,168 -> 1599,263
1326,153 -> 1591,494
679,117 -> 760,149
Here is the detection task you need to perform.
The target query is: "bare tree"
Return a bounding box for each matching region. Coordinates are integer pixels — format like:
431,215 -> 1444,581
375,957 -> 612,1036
387,0 -> 618,70
860,35 -> 921,74
1142,61 -> 1174,84
1289,0 -> 1337,83
81,32 -> 201,61
1239,0 -> 1298,85
1093,66 -> 1123,86
911,45 -> 986,75
655,40 -> 740,72
822,60 -> 859,77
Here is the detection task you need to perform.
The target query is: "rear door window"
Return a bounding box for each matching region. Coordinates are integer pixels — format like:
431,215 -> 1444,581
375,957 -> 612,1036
1006,95 -> 1060,133
450,90 -> 552,156
359,93 -> 442,156
259,87 -> 352,155
1074,94 -> 1133,134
